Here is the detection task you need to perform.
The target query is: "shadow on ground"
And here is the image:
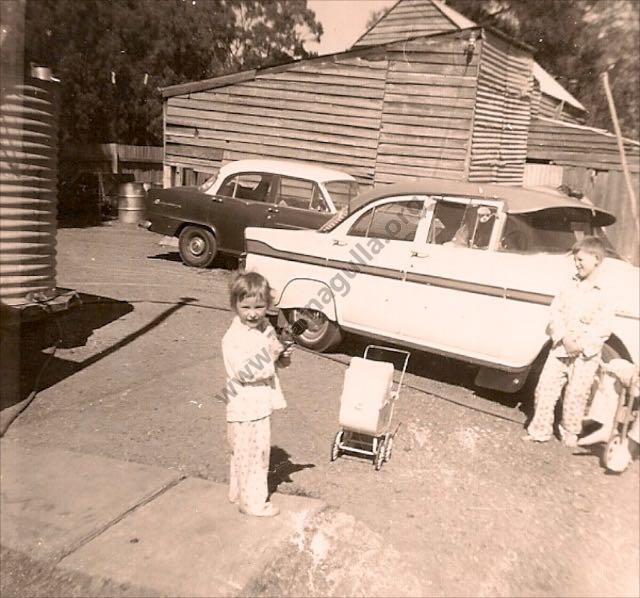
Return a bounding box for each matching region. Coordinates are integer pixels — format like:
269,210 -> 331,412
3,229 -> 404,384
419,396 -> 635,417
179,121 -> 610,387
268,446 -> 315,495
1,291 -> 133,410
336,333 -> 531,417
1,293 -> 197,412
147,249 -> 239,271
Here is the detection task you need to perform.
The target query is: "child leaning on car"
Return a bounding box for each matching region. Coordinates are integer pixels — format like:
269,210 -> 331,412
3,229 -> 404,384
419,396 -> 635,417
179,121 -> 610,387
220,271 -> 292,517
524,236 -> 616,448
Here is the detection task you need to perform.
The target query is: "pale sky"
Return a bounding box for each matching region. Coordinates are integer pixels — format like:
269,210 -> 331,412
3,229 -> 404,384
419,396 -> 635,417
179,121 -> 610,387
306,0 -> 396,55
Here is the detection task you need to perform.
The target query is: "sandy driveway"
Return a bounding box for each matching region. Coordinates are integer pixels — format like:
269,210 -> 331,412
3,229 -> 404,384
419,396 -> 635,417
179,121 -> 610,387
3,222 -> 638,597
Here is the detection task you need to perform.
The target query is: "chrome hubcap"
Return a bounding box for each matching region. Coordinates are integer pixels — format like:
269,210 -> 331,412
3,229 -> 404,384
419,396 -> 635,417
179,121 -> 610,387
293,309 -> 329,341
189,237 -> 205,256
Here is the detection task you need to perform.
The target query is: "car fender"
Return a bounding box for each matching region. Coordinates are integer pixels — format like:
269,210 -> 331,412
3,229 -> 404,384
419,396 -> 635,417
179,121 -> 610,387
276,278 -> 338,321
175,220 -> 219,241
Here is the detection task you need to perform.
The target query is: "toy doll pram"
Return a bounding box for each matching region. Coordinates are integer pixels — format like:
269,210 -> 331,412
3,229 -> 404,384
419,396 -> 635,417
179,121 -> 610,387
585,359 -> 639,473
331,345 -> 410,470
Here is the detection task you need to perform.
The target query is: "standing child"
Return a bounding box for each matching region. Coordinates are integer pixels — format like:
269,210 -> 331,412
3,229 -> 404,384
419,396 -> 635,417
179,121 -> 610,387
524,236 -> 615,447
221,271 -> 291,517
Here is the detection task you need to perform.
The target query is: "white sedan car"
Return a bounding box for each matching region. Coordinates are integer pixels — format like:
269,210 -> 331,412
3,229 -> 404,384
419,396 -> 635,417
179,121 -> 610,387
243,180 -> 639,393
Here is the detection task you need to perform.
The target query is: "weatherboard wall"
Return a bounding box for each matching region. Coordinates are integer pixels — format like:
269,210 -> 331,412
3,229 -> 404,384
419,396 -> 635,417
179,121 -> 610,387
164,54 -> 388,186
353,0 -> 457,48
374,32 -> 478,183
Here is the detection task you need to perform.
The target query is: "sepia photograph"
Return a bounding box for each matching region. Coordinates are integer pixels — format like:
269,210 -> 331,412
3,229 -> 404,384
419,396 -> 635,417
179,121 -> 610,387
1,0 -> 638,596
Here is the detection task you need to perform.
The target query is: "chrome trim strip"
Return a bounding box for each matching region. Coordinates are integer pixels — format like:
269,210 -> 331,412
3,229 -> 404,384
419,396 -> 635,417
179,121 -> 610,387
246,240 -> 636,319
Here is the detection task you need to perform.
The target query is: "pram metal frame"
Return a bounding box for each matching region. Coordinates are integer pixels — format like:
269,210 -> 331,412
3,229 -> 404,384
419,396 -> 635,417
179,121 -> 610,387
604,382 -> 637,472
331,345 -> 410,470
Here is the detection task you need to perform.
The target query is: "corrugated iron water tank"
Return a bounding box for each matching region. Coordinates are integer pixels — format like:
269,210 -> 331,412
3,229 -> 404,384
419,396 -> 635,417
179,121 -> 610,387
0,71 -> 60,307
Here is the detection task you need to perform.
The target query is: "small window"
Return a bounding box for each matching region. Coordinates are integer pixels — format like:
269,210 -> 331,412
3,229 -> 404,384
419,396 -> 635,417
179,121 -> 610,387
347,207 -> 374,237
427,200 -> 496,249
347,200 -> 423,241
218,173 -> 275,202
276,176 -> 318,210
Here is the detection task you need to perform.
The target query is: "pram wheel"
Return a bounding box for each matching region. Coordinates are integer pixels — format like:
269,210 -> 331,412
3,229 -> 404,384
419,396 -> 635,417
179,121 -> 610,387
331,430 -> 343,462
603,434 -> 632,473
384,435 -> 393,462
374,438 -> 386,470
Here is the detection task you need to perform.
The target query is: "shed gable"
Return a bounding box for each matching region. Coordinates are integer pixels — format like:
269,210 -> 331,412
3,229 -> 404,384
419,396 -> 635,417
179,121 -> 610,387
353,0 -> 458,48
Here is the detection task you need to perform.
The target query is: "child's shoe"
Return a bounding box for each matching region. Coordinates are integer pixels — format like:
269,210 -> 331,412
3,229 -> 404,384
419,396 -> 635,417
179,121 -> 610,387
559,426 -> 578,448
241,502 -> 280,517
522,433 -> 551,443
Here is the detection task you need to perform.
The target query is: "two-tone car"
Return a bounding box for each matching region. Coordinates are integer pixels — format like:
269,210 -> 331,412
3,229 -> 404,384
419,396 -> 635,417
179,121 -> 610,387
243,179 -> 639,393
141,159 -> 360,267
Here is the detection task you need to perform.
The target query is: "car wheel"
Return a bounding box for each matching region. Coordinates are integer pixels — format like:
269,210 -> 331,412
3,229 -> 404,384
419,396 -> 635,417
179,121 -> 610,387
288,308 -> 342,352
178,226 -> 217,268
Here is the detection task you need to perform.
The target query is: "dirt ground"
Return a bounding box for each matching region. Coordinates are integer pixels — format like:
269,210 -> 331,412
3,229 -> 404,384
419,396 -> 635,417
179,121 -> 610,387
2,221 -> 639,597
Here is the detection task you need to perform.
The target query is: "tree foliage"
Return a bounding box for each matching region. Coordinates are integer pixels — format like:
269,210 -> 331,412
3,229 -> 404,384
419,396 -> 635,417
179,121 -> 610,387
24,0 -> 322,146
447,0 -> 639,139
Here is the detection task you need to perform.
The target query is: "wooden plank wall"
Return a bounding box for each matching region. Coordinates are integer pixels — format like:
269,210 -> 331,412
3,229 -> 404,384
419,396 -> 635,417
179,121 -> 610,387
60,143 -> 163,184
528,117 -> 640,174
164,55 -> 388,186
536,94 -> 583,124
353,0 -> 456,48
468,33 -> 534,185
375,34 -> 477,183
563,166 -> 639,264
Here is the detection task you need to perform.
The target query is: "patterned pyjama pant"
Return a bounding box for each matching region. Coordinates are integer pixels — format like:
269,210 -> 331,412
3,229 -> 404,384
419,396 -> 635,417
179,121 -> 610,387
527,352 -> 600,440
227,417 -> 271,513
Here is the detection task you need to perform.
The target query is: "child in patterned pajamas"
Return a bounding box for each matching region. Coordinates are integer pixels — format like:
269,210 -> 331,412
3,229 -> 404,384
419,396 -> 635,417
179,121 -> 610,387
524,236 -> 615,447
221,272 -> 291,517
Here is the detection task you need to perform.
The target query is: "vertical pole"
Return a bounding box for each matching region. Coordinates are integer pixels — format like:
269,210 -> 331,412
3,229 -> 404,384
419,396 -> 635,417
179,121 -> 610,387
601,71 -> 639,240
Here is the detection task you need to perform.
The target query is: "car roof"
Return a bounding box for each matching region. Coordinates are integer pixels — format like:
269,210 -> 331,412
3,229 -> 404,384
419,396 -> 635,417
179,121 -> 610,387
349,179 -> 616,226
218,159 -> 356,183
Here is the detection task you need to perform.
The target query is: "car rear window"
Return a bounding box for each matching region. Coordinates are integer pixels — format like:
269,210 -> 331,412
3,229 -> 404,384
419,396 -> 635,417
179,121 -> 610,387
325,180 -> 359,212
498,208 -> 606,254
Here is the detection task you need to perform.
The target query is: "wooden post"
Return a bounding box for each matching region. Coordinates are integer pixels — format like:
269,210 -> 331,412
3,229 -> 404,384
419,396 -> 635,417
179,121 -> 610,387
602,71 -> 639,240
109,142 -> 118,174
163,164 -> 172,189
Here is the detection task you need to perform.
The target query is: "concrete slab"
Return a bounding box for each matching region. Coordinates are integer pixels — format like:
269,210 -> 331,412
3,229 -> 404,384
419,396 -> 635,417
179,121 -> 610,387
0,441 -> 181,560
60,477 -> 325,597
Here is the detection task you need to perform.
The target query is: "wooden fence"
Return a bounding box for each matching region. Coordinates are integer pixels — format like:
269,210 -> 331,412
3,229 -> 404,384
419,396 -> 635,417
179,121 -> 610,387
524,162 -> 639,264
60,143 -> 164,184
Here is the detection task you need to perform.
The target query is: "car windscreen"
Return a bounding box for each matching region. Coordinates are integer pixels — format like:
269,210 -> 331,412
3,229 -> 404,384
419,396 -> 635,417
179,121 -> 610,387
198,175 -> 217,193
499,207 -> 620,257
324,180 -> 359,212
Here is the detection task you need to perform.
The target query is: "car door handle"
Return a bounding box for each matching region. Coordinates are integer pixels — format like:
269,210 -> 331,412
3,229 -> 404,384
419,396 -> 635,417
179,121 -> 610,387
212,196 -> 223,203
332,240 -> 347,246
267,207 -> 279,213
410,251 -> 429,258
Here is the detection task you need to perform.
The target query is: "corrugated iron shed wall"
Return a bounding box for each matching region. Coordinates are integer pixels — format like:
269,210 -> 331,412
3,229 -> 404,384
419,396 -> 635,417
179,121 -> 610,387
468,32 -> 534,185
164,55 -> 387,184
352,0 -> 455,48
527,117 -> 640,174
375,33 -> 478,183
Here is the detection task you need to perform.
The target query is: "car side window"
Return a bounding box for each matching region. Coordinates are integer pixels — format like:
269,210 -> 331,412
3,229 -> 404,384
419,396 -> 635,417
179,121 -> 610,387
347,207 -> 374,238
347,200 -> 423,241
218,173 -> 275,203
276,176 -> 322,210
427,201 -> 468,245
427,200 -> 496,249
